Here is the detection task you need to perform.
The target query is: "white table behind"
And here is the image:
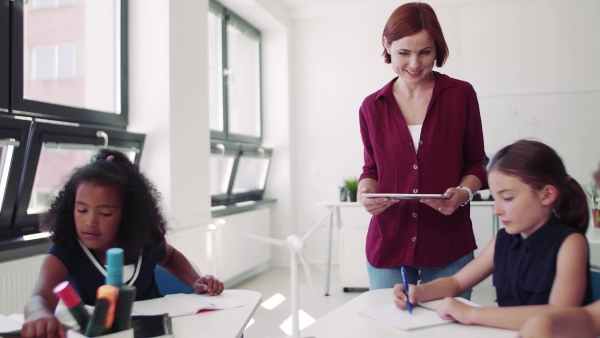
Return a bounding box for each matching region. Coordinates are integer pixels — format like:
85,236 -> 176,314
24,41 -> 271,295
316,200 -> 365,295
302,289 -> 517,338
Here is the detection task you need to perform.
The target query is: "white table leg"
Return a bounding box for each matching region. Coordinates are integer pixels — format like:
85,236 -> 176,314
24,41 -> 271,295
324,206 -> 335,296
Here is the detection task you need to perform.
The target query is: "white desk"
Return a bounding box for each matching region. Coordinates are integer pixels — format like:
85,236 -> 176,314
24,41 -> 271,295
316,200 -> 363,296
302,289 -> 517,338
170,289 -> 261,338
7,290 -> 262,338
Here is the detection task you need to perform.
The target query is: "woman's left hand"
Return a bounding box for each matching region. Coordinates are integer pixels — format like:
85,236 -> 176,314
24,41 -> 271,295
194,275 -> 224,296
434,297 -> 476,324
420,187 -> 469,215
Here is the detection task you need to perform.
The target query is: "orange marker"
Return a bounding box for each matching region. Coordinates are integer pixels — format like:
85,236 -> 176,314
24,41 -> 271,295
96,285 -> 119,333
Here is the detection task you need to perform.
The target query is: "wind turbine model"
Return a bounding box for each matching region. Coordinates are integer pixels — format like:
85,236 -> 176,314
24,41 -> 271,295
245,208 -> 334,338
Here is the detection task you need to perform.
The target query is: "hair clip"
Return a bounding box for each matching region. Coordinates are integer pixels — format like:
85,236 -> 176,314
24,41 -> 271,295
106,155 -> 115,162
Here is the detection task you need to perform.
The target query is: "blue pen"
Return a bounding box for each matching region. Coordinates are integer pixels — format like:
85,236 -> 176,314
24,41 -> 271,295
401,266 -> 412,313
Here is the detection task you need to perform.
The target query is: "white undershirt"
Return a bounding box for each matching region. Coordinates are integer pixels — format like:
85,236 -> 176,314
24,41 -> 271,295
77,239 -> 142,285
407,124 -> 423,154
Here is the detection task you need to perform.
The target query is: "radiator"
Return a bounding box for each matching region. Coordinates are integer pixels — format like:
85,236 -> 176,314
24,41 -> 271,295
0,254 -> 44,315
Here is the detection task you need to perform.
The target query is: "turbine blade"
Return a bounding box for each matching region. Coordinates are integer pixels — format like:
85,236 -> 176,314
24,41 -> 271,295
244,233 -> 287,246
302,207 -> 334,241
298,251 -> 315,296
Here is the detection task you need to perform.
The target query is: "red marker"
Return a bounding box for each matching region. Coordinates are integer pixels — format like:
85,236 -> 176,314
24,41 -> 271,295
53,281 -> 90,330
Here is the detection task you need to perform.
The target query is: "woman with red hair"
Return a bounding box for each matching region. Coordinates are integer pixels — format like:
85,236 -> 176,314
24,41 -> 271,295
358,2 -> 488,295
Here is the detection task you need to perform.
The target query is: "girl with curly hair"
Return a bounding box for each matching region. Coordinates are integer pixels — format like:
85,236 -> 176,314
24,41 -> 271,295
22,149 -> 223,338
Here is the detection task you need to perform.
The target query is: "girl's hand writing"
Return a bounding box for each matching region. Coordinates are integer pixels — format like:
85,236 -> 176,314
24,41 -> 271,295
194,275 -> 224,296
22,310 -> 66,338
434,297 -> 476,324
392,282 -> 421,310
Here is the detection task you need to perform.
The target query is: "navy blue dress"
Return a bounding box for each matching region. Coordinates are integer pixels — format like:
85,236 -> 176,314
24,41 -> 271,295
48,241 -> 165,305
493,216 -> 593,306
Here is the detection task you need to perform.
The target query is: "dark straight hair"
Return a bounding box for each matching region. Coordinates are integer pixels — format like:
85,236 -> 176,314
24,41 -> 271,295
489,139 -> 589,233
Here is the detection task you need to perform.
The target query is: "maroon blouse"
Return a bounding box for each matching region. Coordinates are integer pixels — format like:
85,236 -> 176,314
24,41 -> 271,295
359,72 -> 488,268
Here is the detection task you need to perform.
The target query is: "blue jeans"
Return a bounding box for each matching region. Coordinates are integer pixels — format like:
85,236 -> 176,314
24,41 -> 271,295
366,251 -> 475,300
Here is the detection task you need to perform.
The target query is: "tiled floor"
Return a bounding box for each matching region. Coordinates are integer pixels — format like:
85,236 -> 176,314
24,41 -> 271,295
231,264 -> 498,338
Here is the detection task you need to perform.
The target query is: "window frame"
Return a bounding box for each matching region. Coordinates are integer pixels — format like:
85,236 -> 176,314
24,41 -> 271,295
228,144 -> 272,204
10,0 -> 129,127
0,116 -> 32,236
12,120 -> 145,234
210,140 -> 240,206
0,0 -> 9,112
209,0 -> 262,145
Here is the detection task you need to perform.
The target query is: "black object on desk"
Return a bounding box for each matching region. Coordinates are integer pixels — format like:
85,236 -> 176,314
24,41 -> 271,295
131,313 -> 173,338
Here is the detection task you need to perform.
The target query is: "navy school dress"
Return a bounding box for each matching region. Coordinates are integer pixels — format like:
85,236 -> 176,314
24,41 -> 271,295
493,216 -> 593,306
48,240 -> 165,305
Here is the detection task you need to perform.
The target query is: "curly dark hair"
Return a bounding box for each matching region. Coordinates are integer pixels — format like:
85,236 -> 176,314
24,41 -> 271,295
40,148 -> 167,262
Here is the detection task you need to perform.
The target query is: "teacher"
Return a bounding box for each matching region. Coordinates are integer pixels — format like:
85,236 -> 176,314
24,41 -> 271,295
358,2 -> 489,297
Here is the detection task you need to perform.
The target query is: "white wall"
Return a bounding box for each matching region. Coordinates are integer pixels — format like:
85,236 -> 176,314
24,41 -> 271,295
128,0 -> 212,231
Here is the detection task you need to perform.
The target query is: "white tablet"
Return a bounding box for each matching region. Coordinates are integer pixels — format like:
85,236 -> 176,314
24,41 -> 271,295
362,193 -> 446,199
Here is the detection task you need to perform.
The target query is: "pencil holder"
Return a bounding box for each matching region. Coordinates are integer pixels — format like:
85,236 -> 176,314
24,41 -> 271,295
67,328 -> 134,338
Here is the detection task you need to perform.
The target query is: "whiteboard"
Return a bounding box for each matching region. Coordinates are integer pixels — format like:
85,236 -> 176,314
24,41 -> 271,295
479,90 -> 600,184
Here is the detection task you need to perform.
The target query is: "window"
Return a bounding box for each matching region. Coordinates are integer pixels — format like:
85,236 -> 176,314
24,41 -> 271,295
0,0 -> 138,252
209,141 -> 273,207
208,1 -> 273,210
32,44 -> 76,81
230,145 -> 272,203
13,0 -> 127,126
210,141 -> 239,206
208,1 -> 262,144
208,8 -> 224,135
32,0 -> 76,10
13,121 -> 144,233
0,117 -> 31,235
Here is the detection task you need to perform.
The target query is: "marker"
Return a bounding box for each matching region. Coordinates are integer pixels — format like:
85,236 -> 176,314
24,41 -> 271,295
97,284 -> 119,333
106,248 -> 124,286
53,281 -> 90,330
85,299 -> 109,337
112,285 -> 137,332
401,266 -> 412,313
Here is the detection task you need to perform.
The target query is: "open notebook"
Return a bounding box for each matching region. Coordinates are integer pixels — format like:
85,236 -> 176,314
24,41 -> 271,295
132,293 -> 243,317
358,298 -> 479,331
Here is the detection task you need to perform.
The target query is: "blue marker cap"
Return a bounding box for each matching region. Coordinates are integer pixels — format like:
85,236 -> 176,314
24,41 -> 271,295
106,248 -> 124,286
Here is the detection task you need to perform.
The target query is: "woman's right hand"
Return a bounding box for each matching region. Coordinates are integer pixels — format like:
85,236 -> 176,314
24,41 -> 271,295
21,311 -> 66,338
359,187 -> 398,215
